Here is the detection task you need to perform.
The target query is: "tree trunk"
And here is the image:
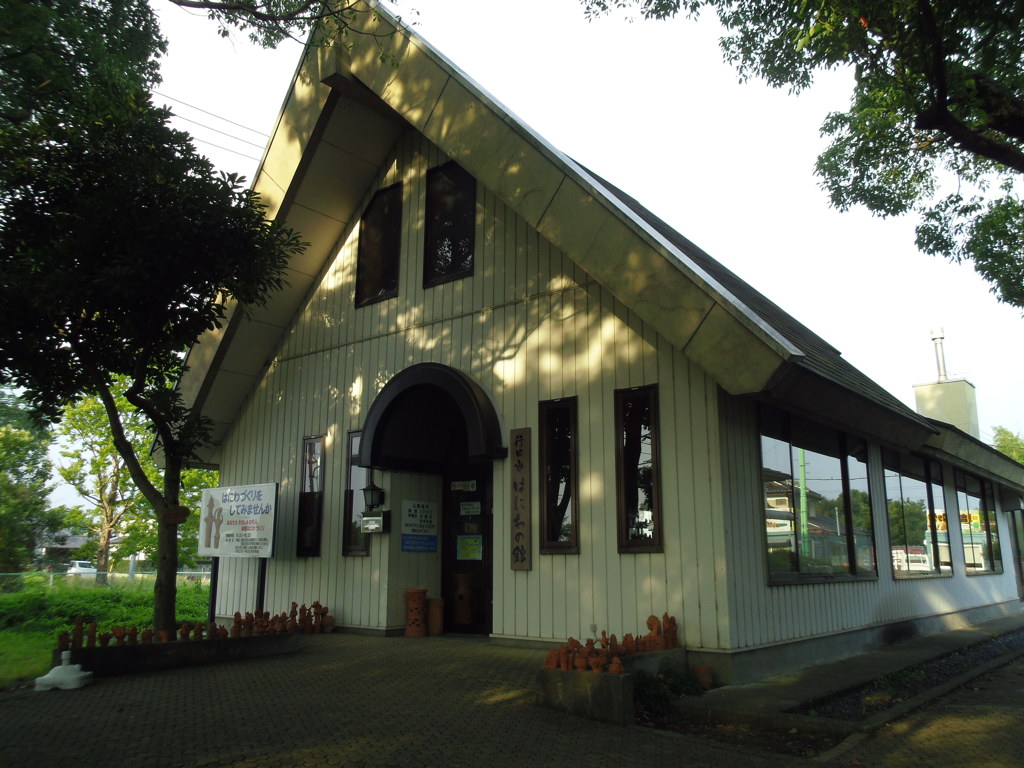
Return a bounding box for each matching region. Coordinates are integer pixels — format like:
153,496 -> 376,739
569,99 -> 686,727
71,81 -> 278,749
153,512 -> 180,633
96,525 -> 112,587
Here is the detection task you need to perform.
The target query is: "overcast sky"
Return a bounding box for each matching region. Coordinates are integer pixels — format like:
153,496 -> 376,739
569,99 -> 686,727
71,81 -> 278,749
151,0 -> 1024,444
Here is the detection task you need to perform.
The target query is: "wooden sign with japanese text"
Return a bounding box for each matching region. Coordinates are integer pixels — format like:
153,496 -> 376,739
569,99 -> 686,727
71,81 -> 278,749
510,428 -> 531,570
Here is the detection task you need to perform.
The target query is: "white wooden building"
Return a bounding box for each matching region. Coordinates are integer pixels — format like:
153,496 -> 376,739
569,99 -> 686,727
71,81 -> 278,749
180,2 -> 1024,683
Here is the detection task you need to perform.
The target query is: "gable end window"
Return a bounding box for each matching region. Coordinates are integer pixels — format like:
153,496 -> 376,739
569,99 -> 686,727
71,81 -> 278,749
355,182 -> 402,307
758,404 -> 877,583
539,397 -> 578,554
615,385 -> 662,553
423,161 -> 475,287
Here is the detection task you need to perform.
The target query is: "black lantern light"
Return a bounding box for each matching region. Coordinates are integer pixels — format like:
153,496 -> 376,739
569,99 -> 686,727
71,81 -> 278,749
362,479 -> 385,511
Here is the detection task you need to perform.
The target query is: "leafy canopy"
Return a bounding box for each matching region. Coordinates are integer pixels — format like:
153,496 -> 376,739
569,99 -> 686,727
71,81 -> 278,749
0,0 -> 304,628
583,1 -> 1024,308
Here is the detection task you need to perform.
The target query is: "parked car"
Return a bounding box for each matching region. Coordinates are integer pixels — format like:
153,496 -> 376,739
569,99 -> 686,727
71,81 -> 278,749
66,560 -> 97,578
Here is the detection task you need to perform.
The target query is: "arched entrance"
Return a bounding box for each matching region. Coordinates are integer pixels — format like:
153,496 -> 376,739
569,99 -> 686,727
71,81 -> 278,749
357,364 -> 505,633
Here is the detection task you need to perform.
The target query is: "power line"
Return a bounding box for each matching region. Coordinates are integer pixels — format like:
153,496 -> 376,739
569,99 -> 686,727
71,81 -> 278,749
153,90 -> 271,139
170,113 -> 267,150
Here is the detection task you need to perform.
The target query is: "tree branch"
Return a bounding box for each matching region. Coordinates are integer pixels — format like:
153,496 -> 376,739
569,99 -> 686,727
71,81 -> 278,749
166,0 -> 346,25
93,380 -> 167,514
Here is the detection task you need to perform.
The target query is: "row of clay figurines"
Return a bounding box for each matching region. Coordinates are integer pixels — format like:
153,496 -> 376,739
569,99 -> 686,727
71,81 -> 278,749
543,613 -> 679,673
57,601 -> 334,650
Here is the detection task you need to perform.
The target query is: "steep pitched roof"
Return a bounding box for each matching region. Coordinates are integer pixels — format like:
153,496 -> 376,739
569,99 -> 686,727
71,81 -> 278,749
179,1 -> 937,463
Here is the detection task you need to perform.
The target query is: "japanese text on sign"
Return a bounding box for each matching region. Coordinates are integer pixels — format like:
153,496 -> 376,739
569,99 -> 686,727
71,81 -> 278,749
510,428 -> 532,570
198,483 -> 278,559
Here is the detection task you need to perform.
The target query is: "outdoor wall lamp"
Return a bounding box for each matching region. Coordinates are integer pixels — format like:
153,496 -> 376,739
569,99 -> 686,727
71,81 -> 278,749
362,479 -> 385,511
360,476 -> 390,534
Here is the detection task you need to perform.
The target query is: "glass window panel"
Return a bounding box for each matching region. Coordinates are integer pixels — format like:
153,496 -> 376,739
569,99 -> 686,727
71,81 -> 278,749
424,162 -> 475,286
616,387 -> 661,551
759,405 -> 874,581
343,432 -> 369,556
540,398 -> 578,552
762,433 -> 797,575
791,446 -> 847,575
355,183 -> 402,307
848,449 -> 876,574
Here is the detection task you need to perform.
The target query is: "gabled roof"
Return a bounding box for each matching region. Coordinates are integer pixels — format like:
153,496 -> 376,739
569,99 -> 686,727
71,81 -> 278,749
180,0 -> 938,465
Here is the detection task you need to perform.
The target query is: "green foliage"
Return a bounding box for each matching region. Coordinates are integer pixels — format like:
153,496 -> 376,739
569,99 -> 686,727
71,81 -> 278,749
993,427 -> 1024,464
55,379 -> 219,575
0,578 -> 210,687
0,630 -> 54,688
633,659 -> 702,717
888,498 -> 928,547
0,578 -> 210,632
583,0 -> 1024,309
0,0 -> 305,631
0,391 -> 67,572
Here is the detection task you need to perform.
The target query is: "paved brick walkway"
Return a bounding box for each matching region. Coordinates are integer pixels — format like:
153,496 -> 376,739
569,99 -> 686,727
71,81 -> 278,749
1,635 -> 801,768
4,633 -> 1023,767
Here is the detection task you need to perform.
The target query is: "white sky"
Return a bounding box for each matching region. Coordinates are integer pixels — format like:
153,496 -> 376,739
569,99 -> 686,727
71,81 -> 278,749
152,0 -> 1024,444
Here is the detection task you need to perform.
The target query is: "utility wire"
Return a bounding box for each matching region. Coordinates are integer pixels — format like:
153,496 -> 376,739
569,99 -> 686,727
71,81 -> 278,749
152,89 -> 271,139
170,113 -> 267,150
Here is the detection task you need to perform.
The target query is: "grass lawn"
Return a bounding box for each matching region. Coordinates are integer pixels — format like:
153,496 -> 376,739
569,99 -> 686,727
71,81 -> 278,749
0,630 -> 55,688
0,576 -> 210,689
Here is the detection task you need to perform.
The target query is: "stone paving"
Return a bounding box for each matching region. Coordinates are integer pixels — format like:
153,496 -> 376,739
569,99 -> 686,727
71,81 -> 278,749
2,633 -> 1023,767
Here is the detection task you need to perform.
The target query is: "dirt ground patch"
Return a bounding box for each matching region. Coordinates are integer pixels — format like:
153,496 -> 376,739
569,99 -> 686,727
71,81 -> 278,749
638,710 -> 844,758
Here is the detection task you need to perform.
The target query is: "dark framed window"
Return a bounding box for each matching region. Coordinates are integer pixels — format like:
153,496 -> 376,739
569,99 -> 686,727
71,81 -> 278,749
296,436 -> 324,557
355,182 -> 402,307
615,385 -> 662,553
883,451 -> 950,577
343,431 -> 370,556
759,404 -> 876,583
957,471 -> 1001,573
423,161 -> 475,287
539,398 -> 578,554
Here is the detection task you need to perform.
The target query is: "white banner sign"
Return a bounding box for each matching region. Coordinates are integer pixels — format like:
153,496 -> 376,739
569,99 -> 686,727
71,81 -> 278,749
199,483 -> 278,558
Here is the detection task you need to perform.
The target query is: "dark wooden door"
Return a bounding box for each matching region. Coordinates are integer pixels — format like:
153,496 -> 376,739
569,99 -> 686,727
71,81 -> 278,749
442,465 -> 492,633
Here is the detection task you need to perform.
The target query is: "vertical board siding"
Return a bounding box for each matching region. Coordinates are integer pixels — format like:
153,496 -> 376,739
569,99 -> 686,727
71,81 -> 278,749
718,392 -> 1021,652
213,129 -> 728,647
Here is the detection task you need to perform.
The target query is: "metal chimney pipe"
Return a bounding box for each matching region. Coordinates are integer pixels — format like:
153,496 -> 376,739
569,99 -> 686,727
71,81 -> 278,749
931,328 -> 948,382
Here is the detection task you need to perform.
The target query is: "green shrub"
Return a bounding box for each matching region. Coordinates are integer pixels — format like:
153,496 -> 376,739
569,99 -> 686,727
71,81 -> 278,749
0,580 -> 210,634
633,659 -> 702,717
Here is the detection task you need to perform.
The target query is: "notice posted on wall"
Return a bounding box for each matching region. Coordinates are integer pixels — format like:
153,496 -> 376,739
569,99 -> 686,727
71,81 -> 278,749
401,500 -> 438,553
199,483 -> 278,558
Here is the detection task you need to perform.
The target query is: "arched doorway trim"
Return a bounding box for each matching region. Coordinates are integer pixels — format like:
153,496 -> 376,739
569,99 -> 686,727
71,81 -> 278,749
356,363 -> 506,467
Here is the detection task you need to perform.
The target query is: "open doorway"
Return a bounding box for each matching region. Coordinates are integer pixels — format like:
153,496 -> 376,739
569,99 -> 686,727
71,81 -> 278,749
356,363 -> 506,635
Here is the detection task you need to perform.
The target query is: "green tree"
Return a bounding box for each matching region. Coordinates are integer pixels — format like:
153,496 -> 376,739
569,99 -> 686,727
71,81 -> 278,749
0,0 -> 303,630
0,392 -> 65,572
583,1 -> 1024,308
889,498 -> 928,548
55,381 -> 218,584
993,426 -> 1024,464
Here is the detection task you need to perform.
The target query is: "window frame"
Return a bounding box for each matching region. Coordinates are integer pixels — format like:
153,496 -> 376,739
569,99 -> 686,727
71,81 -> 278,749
539,397 -> 579,555
355,182 -> 403,308
758,404 -> 878,585
296,435 -> 324,558
423,161 -> 476,288
957,470 -> 1002,574
883,451 -> 951,579
342,431 -> 370,557
614,385 -> 663,553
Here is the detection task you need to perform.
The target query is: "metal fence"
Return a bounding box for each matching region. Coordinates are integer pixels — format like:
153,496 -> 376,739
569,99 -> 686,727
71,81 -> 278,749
0,571 -> 211,591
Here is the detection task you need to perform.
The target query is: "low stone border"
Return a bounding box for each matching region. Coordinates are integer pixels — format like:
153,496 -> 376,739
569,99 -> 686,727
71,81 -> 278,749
53,633 -> 301,678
